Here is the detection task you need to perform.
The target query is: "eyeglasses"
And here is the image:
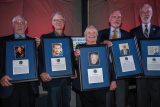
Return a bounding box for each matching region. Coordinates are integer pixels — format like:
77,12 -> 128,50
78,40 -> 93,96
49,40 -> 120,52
14,21 -> 26,25
53,19 -> 64,23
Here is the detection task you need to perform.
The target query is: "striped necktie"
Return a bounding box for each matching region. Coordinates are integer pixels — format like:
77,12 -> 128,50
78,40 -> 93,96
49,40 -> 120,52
144,25 -> 149,38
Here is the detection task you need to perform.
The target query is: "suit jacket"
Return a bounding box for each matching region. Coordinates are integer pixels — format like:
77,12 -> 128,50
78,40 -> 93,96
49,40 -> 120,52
97,28 -> 131,80
0,34 -> 39,98
130,24 -> 160,40
130,24 -> 160,79
97,28 -> 131,44
38,32 -> 73,88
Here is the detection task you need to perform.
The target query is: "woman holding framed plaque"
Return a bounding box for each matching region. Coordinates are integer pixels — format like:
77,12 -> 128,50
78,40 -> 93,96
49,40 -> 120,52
74,25 -> 116,107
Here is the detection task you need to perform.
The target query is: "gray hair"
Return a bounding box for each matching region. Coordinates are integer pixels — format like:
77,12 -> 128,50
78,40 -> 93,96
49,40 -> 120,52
84,25 -> 98,37
51,12 -> 65,22
140,3 -> 153,13
12,15 -> 27,25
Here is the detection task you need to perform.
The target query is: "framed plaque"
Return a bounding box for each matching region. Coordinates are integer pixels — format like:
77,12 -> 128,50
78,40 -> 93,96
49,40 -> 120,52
42,37 -> 74,78
111,38 -> 142,78
71,37 -> 86,51
140,39 -> 160,77
72,45 -> 110,91
6,39 -> 37,83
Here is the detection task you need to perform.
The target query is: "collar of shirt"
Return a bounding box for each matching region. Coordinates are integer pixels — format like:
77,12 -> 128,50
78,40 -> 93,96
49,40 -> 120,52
109,27 -> 121,39
142,23 -> 151,33
14,33 -> 26,39
55,32 -> 65,37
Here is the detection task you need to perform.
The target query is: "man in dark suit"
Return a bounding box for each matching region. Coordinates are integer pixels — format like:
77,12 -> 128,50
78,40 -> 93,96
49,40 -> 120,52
130,4 -> 160,107
38,12 -> 74,107
0,15 -> 39,107
98,10 -> 131,107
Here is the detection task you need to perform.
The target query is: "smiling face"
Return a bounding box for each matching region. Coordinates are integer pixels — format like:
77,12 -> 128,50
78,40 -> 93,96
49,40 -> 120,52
52,13 -> 65,31
109,11 -> 122,29
84,26 -> 98,45
140,4 -> 153,24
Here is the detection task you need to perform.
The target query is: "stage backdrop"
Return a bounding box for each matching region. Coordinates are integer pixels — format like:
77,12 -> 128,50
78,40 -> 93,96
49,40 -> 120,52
0,0 -> 160,37
89,0 -> 160,32
0,0 -> 82,37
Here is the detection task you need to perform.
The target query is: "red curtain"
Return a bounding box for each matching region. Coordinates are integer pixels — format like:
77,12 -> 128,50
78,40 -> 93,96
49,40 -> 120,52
89,0 -> 160,32
0,0 -> 82,37
0,0 -> 159,37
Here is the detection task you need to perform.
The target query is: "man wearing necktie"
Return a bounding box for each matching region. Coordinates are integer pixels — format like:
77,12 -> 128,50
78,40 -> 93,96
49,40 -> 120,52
98,10 -> 130,107
112,29 -> 118,39
0,15 -> 38,107
130,4 -> 160,107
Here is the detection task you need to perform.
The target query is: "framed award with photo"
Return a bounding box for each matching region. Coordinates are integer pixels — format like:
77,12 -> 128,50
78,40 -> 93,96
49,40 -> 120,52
140,39 -> 160,77
42,37 -> 74,78
5,39 -> 37,83
72,45 -> 110,91
111,38 -> 142,79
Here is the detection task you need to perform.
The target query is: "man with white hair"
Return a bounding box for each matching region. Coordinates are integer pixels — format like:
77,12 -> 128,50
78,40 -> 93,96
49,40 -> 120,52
38,12 -> 73,107
98,10 -> 131,107
0,15 -> 38,107
130,3 -> 160,107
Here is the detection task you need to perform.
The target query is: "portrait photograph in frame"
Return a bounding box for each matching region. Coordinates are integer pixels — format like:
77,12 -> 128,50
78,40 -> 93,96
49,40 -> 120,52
14,45 -> 25,58
111,38 -> 142,79
52,43 -> 63,57
140,39 -> 160,77
72,45 -> 110,91
119,43 -> 130,56
42,37 -> 74,78
5,39 -> 37,83
88,52 -> 100,66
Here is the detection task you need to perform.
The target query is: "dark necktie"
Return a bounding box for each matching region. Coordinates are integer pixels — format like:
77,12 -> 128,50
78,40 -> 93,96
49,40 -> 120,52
144,25 -> 149,38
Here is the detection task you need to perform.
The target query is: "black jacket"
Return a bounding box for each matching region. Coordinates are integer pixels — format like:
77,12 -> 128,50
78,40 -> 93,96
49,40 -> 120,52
97,28 -> 131,43
130,24 -> 160,40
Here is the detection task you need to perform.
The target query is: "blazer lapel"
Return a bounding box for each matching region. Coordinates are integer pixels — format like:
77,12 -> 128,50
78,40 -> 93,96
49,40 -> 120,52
120,29 -> 123,38
149,25 -> 156,37
107,28 -> 110,40
139,26 -> 144,37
